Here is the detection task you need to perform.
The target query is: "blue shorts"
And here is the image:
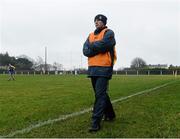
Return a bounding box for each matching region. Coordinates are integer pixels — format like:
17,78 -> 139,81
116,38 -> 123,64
9,71 -> 15,74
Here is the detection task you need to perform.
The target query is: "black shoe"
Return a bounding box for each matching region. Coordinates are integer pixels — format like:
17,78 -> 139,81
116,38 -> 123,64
103,117 -> 115,122
88,125 -> 100,132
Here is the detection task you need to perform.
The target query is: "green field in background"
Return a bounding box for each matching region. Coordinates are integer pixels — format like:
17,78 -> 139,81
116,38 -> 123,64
0,75 -> 179,137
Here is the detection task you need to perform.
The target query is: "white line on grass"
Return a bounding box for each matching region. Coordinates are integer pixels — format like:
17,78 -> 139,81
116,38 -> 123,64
0,80 -> 175,137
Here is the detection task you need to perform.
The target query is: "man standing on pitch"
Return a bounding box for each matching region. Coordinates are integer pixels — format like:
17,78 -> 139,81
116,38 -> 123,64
8,63 -> 16,81
83,14 -> 117,132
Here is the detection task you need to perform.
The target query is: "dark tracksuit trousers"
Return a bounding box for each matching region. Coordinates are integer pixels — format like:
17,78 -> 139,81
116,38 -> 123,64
91,76 -> 115,127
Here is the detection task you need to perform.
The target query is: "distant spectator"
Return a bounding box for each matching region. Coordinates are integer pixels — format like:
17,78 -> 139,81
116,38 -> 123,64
8,64 -> 15,81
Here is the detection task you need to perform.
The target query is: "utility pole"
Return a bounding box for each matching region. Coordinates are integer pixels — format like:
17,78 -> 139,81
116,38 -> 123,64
81,55 -> 82,69
45,46 -> 47,74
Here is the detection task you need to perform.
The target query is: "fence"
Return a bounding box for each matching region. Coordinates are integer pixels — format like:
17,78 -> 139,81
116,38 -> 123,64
0,69 -> 180,76
114,70 -> 180,76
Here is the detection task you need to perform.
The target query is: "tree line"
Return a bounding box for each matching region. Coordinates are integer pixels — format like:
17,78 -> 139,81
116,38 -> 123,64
0,52 -> 33,70
0,53 -> 179,72
128,57 -> 180,70
0,52 -> 63,72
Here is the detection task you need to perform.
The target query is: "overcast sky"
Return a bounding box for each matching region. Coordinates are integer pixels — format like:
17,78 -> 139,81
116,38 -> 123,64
0,0 -> 179,69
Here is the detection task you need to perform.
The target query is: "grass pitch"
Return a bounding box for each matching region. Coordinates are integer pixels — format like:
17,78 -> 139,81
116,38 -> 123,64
0,75 -> 179,137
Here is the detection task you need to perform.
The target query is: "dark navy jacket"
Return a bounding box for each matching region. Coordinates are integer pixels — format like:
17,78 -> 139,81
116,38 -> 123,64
83,27 -> 116,79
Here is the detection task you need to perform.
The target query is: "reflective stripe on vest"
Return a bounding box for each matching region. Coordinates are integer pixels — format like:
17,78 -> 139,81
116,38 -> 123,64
88,28 -> 117,67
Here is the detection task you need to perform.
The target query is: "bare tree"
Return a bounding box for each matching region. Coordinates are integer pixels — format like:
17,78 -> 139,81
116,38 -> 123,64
33,56 -> 44,71
53,62 -> 63,71
131,57 -> 147,69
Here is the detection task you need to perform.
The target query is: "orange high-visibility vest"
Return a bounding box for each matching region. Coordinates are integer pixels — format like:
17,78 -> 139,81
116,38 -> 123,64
88,28 -> 117,67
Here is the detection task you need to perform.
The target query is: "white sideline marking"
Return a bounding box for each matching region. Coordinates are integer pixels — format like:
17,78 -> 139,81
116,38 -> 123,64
112,82 -> 171,103
0,81 -> 175,137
